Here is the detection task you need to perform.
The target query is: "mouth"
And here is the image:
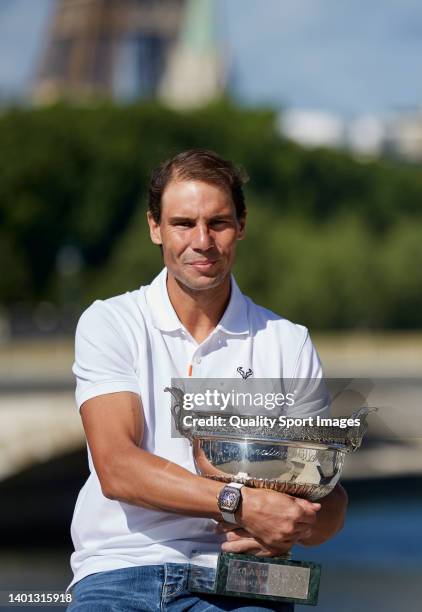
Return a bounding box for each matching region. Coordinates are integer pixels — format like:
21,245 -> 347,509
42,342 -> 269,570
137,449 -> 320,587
188,260 -> 218,271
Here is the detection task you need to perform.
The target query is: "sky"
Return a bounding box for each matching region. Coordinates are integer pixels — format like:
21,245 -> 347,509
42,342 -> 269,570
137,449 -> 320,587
1,0 -> 422,117
0,0 -> 52,97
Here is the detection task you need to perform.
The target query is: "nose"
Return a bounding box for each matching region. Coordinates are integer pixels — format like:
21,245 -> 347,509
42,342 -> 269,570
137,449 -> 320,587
191,222 -> 214,251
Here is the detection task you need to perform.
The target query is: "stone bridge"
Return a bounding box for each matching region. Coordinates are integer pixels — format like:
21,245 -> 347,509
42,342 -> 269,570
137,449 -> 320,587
1,337 -> 422,482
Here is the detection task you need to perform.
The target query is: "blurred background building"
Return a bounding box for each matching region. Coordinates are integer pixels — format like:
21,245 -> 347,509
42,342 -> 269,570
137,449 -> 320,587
278,107 -> 422,160
35,0 -> 186,102
34,0 -> 224,108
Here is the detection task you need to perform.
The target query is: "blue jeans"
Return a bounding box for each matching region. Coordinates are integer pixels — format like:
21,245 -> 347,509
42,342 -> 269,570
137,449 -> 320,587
68,564 -> 294,611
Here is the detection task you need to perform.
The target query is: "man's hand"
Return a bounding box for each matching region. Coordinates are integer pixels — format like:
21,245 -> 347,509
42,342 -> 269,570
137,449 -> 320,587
218,527 -> 281,557
219,484 -> 347,555
216,524 -> 309,557
230,488 -> 321,555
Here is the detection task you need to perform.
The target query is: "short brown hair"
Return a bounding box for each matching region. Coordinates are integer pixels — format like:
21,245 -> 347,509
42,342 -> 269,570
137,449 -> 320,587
148,149 -> 248,223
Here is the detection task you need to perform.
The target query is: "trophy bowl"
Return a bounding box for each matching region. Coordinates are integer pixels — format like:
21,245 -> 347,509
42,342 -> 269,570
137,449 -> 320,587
192,438 -> 346,501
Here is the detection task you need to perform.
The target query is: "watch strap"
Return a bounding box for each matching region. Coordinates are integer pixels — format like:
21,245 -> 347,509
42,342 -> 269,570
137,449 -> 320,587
220,509 -> 238,524
228,482 -> 244,490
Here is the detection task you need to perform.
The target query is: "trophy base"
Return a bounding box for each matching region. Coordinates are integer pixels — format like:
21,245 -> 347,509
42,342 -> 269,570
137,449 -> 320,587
189,552 -> 321,606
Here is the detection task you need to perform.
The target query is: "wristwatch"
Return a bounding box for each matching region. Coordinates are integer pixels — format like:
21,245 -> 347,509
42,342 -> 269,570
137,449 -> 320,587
217,482 -> 244,524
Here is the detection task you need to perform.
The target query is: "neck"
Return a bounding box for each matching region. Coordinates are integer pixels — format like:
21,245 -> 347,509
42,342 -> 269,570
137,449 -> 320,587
166,272 -> 231,343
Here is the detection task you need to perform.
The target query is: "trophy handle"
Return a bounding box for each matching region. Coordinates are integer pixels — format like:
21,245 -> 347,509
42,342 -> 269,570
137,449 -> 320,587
164,386 -> 194,440
346,406 -> 378,451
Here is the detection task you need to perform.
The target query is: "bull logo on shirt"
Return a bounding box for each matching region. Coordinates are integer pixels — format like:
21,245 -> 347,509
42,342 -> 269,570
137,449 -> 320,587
237,366 -> 253,380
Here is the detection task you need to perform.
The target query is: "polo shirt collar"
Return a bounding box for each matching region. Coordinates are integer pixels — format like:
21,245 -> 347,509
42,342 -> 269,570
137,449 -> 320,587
146,268 -> 249,336
216,276 -> 249,336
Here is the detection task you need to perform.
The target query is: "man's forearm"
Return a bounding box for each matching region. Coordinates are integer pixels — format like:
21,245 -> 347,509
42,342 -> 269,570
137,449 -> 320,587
299,484 -> 348,546
99,443 -> 223,520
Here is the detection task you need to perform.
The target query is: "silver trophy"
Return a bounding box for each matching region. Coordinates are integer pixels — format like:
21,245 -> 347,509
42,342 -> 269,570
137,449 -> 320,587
166,386 -> 375,606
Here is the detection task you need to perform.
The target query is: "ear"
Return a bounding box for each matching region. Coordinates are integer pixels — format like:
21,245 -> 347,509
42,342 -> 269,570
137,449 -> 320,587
147,211 -> 162,245
237,211 -> 247,241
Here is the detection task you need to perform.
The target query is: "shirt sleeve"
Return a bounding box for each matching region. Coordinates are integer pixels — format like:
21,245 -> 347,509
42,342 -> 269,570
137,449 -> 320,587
289,330 -> 331,418
72,300 -> 141,410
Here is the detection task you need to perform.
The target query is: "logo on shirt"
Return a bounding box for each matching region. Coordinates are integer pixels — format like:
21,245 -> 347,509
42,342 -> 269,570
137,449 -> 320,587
237,366 -> 253,380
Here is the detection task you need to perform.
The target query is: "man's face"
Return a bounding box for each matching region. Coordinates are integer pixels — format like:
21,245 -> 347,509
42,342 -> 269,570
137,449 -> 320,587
147,179 -> 246,291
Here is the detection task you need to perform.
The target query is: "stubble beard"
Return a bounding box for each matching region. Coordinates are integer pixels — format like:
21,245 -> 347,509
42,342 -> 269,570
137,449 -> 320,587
168,258 -> 231,297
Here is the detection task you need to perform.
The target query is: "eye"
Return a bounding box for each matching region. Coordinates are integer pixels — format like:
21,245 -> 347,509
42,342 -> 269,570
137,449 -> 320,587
175,221 -> 194,228
210,220 -> 229,229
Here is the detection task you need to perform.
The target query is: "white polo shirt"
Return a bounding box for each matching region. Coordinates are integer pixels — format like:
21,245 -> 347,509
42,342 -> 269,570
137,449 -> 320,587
69,268 -> 329,588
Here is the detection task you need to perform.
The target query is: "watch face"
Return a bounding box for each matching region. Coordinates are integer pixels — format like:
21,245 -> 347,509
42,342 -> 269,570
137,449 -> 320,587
218,486 -> 241,512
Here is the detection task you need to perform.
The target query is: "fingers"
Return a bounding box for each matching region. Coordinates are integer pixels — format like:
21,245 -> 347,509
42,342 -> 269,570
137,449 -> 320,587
227,532 -> 294,555
297,529 -> 313,544
224,529 -> 251,540
283,524 -> 313,542
294,497 -> 321,514
221,537 -> 263,555
221,524 -> 312,548
255,544 -> 292,557
295,512 -> 318,526
297,527 -> 313,540
254,550 -> 278,558
221,519 -> 313,543
256,543 -> 293,556
289,498 -> 320,525
221,537 -> 291,556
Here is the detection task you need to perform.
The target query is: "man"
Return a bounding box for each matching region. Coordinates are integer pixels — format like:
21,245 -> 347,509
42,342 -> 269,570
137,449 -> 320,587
68,149 -> 347,611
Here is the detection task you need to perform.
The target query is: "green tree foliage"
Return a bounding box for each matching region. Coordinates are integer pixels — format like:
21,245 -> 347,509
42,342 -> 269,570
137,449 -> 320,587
0,101 -> 421,329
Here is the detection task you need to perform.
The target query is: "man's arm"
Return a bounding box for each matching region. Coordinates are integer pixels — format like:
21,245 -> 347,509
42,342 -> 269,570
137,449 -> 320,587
81,391 -> 321,554
298,484 -> 348,546
81,391 -> 223,519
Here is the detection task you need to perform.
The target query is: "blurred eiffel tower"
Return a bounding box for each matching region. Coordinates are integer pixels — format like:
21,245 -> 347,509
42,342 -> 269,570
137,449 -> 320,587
34,0 -> 225,107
